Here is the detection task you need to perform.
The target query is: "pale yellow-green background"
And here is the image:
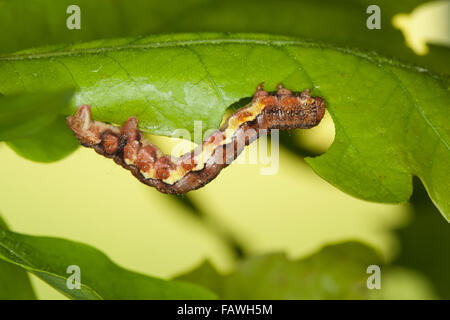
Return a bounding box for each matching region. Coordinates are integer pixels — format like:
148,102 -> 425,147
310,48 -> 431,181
0,2 -> 448,299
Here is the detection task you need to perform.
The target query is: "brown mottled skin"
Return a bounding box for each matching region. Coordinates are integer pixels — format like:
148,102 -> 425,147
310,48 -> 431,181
67,83 -> 326,194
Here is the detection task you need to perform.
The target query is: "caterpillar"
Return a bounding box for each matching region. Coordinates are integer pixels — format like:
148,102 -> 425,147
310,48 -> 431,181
67,83 -> 326,194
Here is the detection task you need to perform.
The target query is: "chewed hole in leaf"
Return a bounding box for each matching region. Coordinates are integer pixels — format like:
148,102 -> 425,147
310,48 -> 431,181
291,110 -> 335,156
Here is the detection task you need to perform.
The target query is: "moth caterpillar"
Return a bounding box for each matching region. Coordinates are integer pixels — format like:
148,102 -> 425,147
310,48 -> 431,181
67,83 -> 326,194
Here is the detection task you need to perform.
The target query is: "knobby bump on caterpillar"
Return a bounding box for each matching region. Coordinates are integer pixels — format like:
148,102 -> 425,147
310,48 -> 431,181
66,83 -> 326,194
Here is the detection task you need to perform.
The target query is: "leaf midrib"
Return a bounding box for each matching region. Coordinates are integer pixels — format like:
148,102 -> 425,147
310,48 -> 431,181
0,38 -> 321,60
0,35 -> 445,82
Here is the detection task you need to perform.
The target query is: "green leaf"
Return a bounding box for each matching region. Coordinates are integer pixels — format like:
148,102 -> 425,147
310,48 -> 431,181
6,115 -> 79,163
176,242 -> 382,299
0,89 -> 74,140
0,218 -> 217,300
0,216 -> 36,300
0,259 -> 37,300
0,90 -> 79,162
0,0 -> 446,74
0,33 -> 448,220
